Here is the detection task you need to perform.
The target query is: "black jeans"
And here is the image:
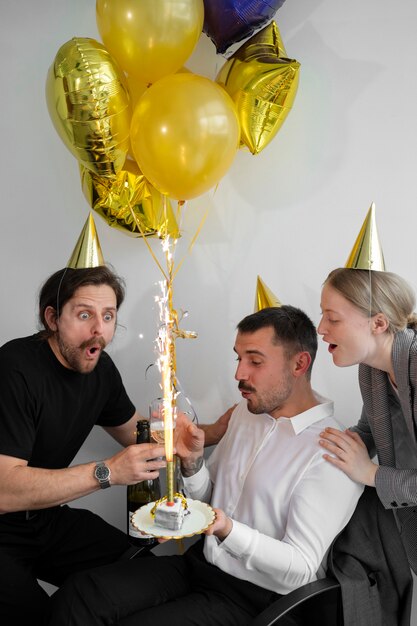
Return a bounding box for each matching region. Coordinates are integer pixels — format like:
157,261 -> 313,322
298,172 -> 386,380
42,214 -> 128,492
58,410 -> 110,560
47,538 -> 281,626
0,505 -> 132,626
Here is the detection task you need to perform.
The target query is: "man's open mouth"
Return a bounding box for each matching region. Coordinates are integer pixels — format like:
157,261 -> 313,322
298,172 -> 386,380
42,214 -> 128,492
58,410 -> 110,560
82,337 -> 106,358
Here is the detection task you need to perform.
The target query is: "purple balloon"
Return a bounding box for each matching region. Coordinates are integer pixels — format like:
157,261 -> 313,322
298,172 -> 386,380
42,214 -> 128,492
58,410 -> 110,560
203,0 -> 287,54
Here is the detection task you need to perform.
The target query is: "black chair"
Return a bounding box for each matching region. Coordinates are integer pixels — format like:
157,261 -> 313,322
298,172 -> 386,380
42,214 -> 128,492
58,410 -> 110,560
251,576 -> 343,626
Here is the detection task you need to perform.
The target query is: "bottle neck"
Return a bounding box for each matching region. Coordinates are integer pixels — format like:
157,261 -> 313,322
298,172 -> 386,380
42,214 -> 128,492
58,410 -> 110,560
136,420 -> 151,445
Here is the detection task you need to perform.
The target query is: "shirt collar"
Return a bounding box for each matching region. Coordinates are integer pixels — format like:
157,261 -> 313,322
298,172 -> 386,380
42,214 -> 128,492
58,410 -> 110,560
278,391 -> 334,435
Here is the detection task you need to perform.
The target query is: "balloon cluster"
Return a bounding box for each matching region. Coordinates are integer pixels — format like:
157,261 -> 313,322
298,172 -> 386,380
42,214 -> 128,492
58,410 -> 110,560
46,0 -> 299,235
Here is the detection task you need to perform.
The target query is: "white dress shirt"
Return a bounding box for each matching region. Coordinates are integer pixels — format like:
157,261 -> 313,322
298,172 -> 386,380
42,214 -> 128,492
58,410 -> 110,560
182,394 -> 363,594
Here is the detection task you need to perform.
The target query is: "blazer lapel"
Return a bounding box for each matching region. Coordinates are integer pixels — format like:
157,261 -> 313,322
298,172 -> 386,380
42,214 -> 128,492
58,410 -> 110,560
359,364 -> 395,466
392,329 -> 417,444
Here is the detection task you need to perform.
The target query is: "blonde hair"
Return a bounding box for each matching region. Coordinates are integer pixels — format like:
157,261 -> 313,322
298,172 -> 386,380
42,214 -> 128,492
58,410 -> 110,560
324,268 -> 417,333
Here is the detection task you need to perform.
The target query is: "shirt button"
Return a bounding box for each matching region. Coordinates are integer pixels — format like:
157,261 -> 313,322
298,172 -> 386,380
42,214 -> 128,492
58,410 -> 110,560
401,503 -> 408,507
391,501 -> 398,507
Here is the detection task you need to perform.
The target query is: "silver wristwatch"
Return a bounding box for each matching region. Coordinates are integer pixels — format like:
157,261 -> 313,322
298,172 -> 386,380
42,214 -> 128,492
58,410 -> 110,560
94,461 -> 111,489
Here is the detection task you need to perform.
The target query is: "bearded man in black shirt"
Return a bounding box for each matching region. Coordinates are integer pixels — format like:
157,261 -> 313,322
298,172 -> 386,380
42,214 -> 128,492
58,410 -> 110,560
0,248 -> 230,625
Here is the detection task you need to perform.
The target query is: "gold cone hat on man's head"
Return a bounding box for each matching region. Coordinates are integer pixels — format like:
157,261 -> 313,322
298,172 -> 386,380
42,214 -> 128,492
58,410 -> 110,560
67,213 -> 105,269
345,202 -> 385,271
254,275 -> 282,312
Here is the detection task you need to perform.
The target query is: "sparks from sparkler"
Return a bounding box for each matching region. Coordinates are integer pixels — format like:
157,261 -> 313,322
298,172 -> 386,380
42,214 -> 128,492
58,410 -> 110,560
154,235 -> 178,503
125,198 -> 201,504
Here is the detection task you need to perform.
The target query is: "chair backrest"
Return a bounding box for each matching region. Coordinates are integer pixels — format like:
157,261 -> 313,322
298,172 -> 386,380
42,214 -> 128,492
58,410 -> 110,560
250,576 -> 343,626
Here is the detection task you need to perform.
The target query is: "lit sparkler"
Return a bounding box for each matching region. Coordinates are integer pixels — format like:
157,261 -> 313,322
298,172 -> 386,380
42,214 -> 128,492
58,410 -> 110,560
154,234 -> 197,504
127,197 -> 198,505
155,253 -> 177,504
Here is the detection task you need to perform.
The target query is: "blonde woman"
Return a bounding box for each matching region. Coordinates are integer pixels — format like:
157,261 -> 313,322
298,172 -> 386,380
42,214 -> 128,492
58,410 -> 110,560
318,267 -> 417,572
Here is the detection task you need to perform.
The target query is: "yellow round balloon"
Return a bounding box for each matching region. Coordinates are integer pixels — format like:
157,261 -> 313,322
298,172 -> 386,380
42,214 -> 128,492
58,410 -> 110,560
125,75 -> 148,113
46,37 -> 131,177
125,67 -> 191,112
96,0 -> 204,85
130,73 -> 240,201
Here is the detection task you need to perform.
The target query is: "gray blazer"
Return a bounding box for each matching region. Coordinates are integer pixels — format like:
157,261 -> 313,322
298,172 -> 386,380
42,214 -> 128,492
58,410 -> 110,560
354,328 -> 417,572
328,487 -> 413,626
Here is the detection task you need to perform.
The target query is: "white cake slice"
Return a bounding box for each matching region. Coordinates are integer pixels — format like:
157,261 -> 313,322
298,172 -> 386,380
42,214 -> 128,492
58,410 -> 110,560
154,495 -> 189,530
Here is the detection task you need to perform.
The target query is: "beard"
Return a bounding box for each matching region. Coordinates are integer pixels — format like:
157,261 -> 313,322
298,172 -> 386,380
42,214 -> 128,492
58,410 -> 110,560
56,334 -> 106,374
239,376 -> 293,415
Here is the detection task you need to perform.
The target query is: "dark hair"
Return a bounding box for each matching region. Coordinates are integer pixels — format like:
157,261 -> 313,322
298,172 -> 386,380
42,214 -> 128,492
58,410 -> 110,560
237,306 -> 318,379
38,266 -> 126,336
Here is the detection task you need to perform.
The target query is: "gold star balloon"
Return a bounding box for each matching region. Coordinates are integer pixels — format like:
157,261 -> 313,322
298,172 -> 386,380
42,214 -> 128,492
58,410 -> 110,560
80,159 -> 180,239
46,37 -> 131,177
216,21 -> 300,155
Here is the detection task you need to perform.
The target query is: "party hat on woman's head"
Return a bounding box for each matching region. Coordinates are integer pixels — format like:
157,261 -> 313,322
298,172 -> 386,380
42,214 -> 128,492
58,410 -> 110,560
66,212 -> 105,269
345,202 -> 385,271
254,275 -> 282,311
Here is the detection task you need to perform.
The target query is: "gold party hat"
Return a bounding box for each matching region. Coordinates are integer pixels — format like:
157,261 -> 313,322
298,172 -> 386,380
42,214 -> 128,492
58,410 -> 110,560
254,275 -> 282,311
345,202 -> 385,271
67,213 -> 105,269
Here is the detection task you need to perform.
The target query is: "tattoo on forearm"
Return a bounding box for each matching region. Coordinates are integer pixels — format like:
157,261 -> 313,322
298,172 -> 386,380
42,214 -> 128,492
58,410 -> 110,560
181,456 -> 204,477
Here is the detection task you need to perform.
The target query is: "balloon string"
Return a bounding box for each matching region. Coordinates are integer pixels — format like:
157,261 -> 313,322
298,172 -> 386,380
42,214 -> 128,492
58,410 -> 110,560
175,199 -> 185,224
126,194 -> 208,284
173,202 -> 211,280
126,200 -> 168,281
175,376 -> 199,424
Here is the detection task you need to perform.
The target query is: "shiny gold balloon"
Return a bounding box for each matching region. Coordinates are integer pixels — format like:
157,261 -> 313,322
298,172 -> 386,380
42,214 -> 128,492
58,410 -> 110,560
130,73 -> 240,201
46,37 -> 131,177
96,0 -> 204,85
80,159 -> 180,239
216,21 -> 300,155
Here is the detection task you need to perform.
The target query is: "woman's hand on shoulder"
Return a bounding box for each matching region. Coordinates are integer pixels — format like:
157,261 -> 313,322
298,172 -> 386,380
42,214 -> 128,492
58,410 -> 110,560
319,427 -> 378,486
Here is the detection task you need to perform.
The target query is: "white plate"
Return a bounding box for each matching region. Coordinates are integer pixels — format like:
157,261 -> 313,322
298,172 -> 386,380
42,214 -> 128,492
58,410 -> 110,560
131,498 -> 216,539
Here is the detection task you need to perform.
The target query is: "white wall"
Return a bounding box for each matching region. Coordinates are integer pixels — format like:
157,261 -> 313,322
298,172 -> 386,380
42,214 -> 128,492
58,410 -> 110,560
1,0 -> 417,611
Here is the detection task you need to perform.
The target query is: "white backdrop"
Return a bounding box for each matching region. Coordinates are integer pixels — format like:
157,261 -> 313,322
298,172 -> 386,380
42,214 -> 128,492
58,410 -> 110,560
1,0 -> 417,610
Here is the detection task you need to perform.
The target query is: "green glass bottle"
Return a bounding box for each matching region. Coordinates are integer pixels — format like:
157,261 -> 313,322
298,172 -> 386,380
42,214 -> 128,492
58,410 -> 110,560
127,419 -> 161,548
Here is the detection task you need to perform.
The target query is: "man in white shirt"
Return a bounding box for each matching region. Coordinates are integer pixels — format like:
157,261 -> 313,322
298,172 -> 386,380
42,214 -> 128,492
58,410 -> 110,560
47,306 -> 363,626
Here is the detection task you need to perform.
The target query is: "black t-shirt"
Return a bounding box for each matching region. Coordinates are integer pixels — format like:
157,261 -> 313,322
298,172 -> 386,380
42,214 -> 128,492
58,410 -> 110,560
0,334 -> 136,468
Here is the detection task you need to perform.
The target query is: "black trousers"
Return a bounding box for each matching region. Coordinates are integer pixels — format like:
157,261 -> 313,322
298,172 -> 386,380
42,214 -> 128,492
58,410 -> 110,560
47,538 -> 282,626
0,504 -> 132,626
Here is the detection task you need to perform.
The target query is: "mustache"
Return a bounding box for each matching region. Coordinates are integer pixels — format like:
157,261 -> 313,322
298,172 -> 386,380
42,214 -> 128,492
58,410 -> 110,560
80,337 -> 106,350
238,382 -> 255,393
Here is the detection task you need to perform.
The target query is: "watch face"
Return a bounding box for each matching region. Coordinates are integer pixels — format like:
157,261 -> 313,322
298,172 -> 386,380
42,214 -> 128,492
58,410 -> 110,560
95,465 -> 110,481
